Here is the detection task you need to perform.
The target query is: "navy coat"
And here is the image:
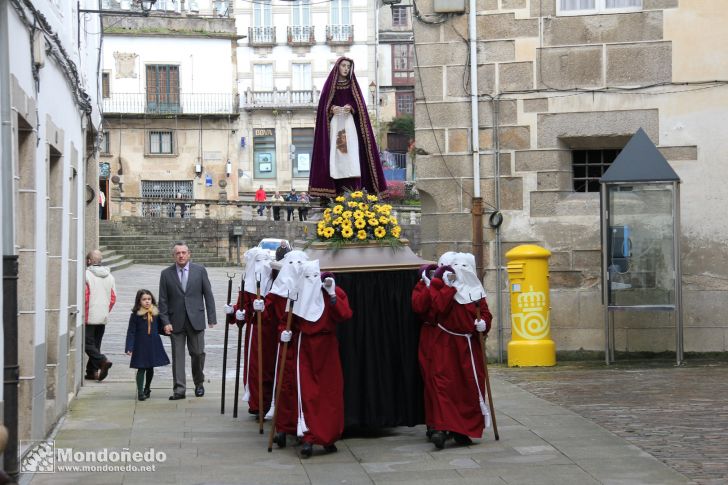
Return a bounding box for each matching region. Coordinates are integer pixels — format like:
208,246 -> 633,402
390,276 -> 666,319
125,308 -> 170,369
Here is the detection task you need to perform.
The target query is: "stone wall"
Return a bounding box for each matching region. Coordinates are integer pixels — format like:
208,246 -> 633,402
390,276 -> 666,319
414,1 -> 727,355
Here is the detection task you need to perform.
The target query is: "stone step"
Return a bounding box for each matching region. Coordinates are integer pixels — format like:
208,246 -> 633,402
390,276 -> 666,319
108,258 -> 134,272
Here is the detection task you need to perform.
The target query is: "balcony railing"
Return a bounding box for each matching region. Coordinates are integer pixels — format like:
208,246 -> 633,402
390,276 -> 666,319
103,93 -> 238,115
243,88 -> 319,109
326,24 -> 353,45
287,25 -> 315,46
249,26 -> 276,46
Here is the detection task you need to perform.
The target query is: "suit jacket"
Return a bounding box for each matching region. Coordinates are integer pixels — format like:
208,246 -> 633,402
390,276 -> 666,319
158,262 -> 217,332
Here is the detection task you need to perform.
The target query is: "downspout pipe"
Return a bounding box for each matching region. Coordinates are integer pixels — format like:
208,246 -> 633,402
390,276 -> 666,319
1,0 -> 20,479
468,0 -> 484,280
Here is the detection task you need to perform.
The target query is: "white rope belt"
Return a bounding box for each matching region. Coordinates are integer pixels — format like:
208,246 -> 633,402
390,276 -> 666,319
437,324 -> 491,425
264,342 -> 281,421
242,322 -> 254,402
296,333 -> 309,437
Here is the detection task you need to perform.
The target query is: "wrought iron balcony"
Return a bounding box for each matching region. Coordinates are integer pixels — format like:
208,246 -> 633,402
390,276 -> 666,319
249,26 -> 276,46
326,24 -> 353,45
103,93 -> 239,115
242,87 -> 319,109
287,25 -> 315,46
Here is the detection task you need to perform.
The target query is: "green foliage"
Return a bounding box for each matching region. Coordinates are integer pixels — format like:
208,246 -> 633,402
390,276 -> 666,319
388,115 -> 414,137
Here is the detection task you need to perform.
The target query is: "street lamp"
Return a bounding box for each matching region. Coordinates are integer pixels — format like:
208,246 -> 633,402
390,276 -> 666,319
78,0 -> 158,16
368,81 -> 376,106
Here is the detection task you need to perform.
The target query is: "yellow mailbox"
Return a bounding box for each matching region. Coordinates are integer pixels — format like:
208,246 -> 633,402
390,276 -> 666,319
506,245 -> 556,367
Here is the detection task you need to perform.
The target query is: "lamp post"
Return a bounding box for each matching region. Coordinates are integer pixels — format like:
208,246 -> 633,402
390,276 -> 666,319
368,81 -> 380,144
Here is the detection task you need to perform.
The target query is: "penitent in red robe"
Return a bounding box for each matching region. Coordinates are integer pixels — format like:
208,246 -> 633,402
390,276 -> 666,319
276,287 -> 353,445
411,280 -> 438,427
240,291 -> 279,415
428,277 -> 493,438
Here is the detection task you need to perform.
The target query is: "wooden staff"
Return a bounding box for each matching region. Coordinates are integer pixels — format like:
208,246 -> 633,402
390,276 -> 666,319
232,288 -> 244,418
221,273 -> 236,415
476,301 -> 499,441
267,294 -> 296,452
256,275 -> 264,434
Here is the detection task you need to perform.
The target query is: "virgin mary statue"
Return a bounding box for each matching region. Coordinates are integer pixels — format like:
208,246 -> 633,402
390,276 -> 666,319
308,57 -> 387,198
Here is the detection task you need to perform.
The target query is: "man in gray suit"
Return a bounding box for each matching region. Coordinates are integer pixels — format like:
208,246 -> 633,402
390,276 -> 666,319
159,241 -> 217,400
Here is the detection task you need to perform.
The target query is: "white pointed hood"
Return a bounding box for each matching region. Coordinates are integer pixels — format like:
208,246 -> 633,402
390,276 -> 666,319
438,251 -> 457,267
451,252 -> 486,305
270,250 -> 309,298
243,247 -> 273,296
292,260 -> 325,322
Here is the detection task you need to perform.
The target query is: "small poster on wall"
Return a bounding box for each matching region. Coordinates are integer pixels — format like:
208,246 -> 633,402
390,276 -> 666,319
297,153 -> 310,172
205,173 -> 213,187
257,152 -> 273,172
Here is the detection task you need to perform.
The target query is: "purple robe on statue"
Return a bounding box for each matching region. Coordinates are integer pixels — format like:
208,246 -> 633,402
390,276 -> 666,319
308,57 -> 387,198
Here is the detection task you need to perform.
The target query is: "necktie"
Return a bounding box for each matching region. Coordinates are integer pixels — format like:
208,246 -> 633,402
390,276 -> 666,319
180,268 -> 188,292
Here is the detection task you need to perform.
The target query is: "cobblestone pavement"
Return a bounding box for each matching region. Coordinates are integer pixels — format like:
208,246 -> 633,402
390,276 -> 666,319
497,360 -> 728,485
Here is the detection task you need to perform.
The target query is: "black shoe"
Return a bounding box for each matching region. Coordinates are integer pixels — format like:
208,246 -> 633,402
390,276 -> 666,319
97,360 -> 112,382
144,387 -> 151,398
426,427 -> 434,441
137,392 -> 147,401
85,371 -> 99,380
273,432 -> 286,449
452,433 -> 473,446
169,394 -> 186,401
324,444 -> 337,453
431,431 -> 447,450
300,442 -> 313,458
195,385 -> 205,397
248,409 -> 259,417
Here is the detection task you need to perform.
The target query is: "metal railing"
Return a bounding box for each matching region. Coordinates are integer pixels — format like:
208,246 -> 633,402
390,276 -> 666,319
326,24 -> 353,45
103,93 -> 238,115
110,195 -> 421,223
249,26 -> 276,46
287,25 -> 315,45
243,88 -> 319,109
381,151 -> 408,170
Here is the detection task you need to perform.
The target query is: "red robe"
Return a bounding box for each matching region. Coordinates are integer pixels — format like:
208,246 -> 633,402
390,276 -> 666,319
276,287 -> 353,445
411,280 -> 438,427
273,318 -> 300,436
242,290 -> 278,414
428,277 -> 493,438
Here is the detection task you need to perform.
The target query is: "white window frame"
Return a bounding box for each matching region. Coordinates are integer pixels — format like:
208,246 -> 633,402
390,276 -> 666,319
292,0 -> 311,26
253,64 -> 274,92
291,63 -> 312,91
254,0 -> 272,27
330,0 -> 350,25
557,0 -> 641,16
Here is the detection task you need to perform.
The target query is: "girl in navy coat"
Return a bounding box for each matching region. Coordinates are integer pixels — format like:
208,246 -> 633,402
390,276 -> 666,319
126,289 -> 170,401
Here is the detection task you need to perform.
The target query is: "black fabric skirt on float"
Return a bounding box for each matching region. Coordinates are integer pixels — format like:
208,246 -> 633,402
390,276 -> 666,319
335,269 -> 425,430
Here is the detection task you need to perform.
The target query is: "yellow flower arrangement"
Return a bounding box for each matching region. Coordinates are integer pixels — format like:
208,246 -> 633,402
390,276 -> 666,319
314,189 -> 403,246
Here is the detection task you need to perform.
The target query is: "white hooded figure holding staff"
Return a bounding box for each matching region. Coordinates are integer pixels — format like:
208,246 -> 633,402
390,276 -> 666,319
427,252 -> 493,449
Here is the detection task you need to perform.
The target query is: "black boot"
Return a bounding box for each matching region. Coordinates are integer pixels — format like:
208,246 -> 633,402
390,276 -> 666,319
300,442 -> 313,458
426,427 -> 434,441
452,433 -> 473,446
324,444 -> 337,453
136,369 -> 146,401
431,431 -> 447,450
273,432 -> 286,448
144,368 -> 153,398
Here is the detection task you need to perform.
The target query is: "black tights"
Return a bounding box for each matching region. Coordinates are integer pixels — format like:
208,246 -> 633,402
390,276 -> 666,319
136,368 -> 154,394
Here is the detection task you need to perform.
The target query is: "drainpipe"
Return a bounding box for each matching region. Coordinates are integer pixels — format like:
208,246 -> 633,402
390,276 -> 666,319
1,0 -> 20,479
493,96 -> 503,363
468,0 -> 483,280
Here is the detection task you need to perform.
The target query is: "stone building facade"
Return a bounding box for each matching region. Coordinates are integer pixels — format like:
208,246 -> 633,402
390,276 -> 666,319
413,1 -> 728,355
101,14 -> 240,219
2,0 -> 102,452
